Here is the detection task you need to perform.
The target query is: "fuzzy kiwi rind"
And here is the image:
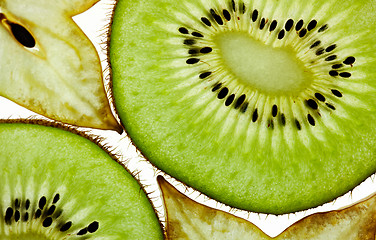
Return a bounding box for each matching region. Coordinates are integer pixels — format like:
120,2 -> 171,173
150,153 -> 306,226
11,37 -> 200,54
0,119 -> 164,239
109,0 -> 376,214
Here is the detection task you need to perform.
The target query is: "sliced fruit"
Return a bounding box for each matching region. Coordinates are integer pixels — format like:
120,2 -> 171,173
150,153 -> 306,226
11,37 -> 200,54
158,175 -> 376,240
110,0 -> 376,213
0,119 -> 163,239
0,0 -> 120,131
158,176 -> 269,240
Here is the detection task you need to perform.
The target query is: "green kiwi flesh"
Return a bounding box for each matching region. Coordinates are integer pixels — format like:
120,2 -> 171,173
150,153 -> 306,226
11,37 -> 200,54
110,0 -> 376,214
0,120 -> 163,239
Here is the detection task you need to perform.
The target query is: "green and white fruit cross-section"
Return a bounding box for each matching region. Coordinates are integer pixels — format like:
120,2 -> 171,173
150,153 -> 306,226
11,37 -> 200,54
110,0 -> 376,214
0,0 -> 120,131
0,121 -> 163,240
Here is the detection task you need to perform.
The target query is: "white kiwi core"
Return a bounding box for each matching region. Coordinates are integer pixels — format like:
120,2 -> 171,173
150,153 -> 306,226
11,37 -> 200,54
215,32 -> 313,94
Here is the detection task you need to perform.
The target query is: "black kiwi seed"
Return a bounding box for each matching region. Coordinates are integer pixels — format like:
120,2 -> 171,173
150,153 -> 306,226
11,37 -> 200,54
272,105 -> 278,117
15,199 -> 20,209
299,28 -> 307,38
318,24 -> 328,32
332,64 -> 343,69
281,114 -> 286,126
240,2 -> 246,14
285,19 -> 294,31
53,194 -> 60,204
77,228 -> 88,235
188,49 -> 199,55
307,20 -> 317,31
234,94 -> 246,109
210,9 -> 224,25
343,56 -> 356,65
225,94 -> 235,106
325,55 -> 337,61
184,39 -> 196,45
47,205 -> 56,215
278,30 -> 285,39
43,217 -> 53,227
25,199 -> 30,210
5,207 -> 13,225
23,212 -> 29,222
212,83 -> 222,92
60,221 -> 72,232
252,109 -> 258,122
54,209 -> 63,219
295,119 -> 302,130
251,9 -> 258,22
14,210 -> 20,222
295,19 -> 303,31
307,99 -> 318,110
39,196 -> 47,210
9,22 -> 36,48
191,32 -> 204,37
178,27 -> 189,34
223,9 -> 231,21
316,48 -> 325,56
339,72 -> 351,78
218,87 -> 229,99
199,72 -> 212,79
315,92 -> 326,102
200,47 -> 212,53
201,17 -> 212,27
240,102 -> 249,113
307,114 -> 315,126
186,58 -> 200,64
325,44 -> 337,52
260,18 -> 266,30
88,221 -> 99,233
310,40 -> 321,49
269,20 -> 277,32
326,103 -> 336,110
231,0 -> 236,12
35,209 -> 42,219
331,89 -> 343,97
329,70 -> 339,77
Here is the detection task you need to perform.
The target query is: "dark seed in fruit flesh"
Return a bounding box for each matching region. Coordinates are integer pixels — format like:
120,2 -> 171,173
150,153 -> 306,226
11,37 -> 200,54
9,22 -> 36,48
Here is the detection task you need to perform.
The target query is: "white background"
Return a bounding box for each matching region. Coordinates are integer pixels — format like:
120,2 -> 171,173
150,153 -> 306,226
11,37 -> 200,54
2,0 -> 376,237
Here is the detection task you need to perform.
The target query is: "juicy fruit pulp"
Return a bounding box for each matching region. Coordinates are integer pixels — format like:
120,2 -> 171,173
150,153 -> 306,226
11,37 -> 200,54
159,176 -> 376,240
0,0 -> 120,131
0,121 -> 163,239
216,32 -> 312,94
110,0 -> 376,213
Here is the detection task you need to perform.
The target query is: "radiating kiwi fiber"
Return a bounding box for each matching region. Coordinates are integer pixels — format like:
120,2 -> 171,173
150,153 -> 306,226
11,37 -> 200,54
110,0 -> 376,214
0,120 -> 163,239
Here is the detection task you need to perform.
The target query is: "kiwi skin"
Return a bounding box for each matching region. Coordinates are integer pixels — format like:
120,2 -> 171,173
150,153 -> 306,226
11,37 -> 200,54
109,0 -> 376,214
0,118 -> 164,239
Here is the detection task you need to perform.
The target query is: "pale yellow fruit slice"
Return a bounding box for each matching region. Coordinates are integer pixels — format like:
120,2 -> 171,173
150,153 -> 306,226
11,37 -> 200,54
0,0 -> 120,131
158,176 -> 376,240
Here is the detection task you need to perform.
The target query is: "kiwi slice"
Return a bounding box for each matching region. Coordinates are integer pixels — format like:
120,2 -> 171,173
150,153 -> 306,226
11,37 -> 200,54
110,0 -> 376,214
0,120 -> 163,239
0,0 -> 120,131
159,175 -> 376,240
